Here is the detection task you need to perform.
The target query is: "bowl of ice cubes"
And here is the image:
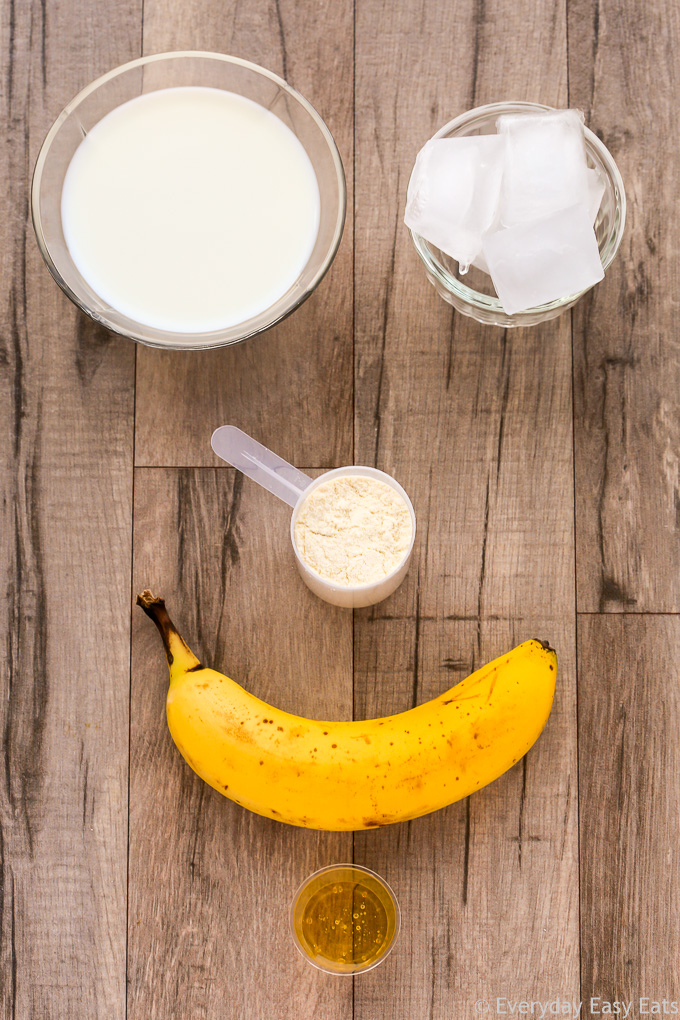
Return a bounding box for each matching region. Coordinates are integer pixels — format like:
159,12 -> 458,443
405,101 -> 626,327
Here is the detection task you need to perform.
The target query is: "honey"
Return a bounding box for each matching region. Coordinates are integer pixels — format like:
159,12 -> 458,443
291,865 -> 399,974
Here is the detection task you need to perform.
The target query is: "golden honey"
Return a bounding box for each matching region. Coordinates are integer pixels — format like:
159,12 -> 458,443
291,865 -> 399,974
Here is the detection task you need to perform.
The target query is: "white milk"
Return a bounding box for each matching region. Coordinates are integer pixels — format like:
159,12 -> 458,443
61,86 -> 321,333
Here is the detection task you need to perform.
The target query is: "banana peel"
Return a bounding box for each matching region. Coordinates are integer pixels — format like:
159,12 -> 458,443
138,590 -> 556,831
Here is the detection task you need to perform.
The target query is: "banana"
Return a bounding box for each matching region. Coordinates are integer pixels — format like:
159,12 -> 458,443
137,590 -> 557,831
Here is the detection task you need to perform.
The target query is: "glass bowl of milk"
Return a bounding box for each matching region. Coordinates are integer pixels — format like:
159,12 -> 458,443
32,52 -> 346,349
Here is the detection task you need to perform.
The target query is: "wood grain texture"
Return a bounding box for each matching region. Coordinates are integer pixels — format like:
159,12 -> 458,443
133,0 -> 354,469
129,468 -> 353,1020
569,0 -> 680,612
352,0 -> 579,1014
578,615 -> 680,1002
0,2 -> 139,1016
5,0 -> 679,1015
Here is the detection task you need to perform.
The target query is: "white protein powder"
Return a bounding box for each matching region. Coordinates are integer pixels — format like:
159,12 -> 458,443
294,475 -> 413,586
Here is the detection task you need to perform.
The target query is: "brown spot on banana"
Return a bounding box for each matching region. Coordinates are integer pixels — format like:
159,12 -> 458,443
532,638 -> 556,653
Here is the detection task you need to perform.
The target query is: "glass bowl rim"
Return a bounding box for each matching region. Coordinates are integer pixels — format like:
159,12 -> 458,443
409,100 -> 627,319
31,50 -> 347,351
289,862 -> 401,976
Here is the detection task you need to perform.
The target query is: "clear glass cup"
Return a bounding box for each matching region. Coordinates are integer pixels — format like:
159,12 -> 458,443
290,864 -> 401,975
31,51 -> 346,350
408,100 -> 627,327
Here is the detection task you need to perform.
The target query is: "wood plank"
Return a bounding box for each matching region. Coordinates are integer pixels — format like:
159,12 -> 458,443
578,615 -> 680,1003
129,468 -> 353,1020
352,0 -> 579,1014
569,0 -> 680,612
134,0 -> 354,469
0,4 -> 139,1016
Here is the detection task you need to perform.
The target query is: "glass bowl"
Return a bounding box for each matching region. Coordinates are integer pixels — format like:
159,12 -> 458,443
31,51 -> 346,350
408,101 -> 626,327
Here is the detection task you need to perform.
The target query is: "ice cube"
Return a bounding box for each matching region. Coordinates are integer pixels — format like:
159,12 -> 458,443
586,167 -> 605,224
471,249 -> 491,275
472,158 -> 602,279
481,202 -> 604,315
404,135 -> 506,270
496,109 -> 590,227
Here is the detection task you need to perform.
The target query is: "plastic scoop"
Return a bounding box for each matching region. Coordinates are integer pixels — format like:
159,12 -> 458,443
211,425 -> 416,609
211,425 -> 313,507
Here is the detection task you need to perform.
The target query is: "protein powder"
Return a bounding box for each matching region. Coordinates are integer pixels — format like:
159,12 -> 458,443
294,474 -> 413,587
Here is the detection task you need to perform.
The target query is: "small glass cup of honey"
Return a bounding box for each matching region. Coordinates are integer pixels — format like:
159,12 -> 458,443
290,864 -> 400,975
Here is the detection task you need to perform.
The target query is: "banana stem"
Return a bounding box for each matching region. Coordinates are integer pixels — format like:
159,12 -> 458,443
136,590 -> 201,671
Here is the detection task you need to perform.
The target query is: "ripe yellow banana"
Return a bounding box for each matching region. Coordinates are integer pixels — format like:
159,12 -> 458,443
138,591 -> 557,831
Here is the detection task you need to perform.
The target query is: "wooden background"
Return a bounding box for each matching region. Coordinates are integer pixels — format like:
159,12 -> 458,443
2,0 -> 679,1016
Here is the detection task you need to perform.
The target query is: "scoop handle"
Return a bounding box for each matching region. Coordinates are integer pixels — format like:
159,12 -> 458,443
211,426 -> 313,508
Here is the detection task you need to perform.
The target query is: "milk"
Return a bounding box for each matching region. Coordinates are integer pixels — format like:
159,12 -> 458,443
61,87 -> 321,333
